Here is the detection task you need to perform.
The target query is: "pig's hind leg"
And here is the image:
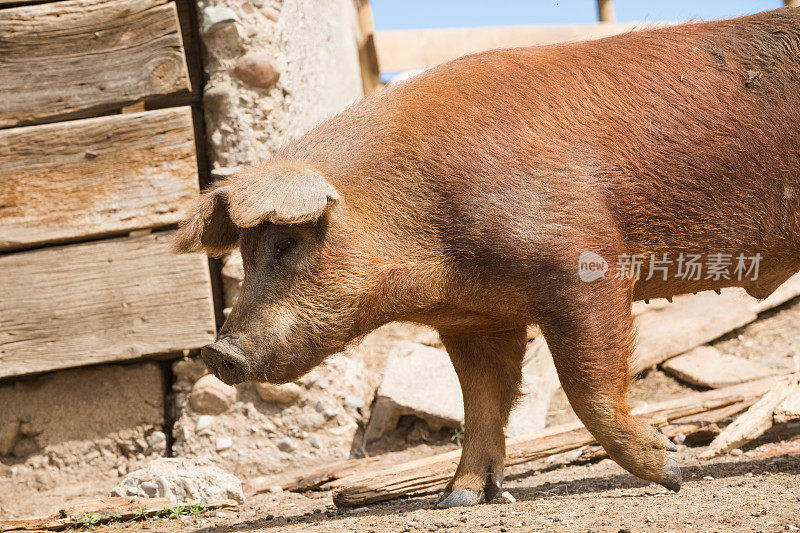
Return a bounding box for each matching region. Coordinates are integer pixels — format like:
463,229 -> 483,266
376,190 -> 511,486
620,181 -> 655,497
539,279 -> 682,492
435,327 -> 527,508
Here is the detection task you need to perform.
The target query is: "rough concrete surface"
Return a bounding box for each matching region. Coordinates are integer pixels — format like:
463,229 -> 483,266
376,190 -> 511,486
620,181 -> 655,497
170,353 -> 373,482
197,0 -> 363,169
0,362 -> 166,518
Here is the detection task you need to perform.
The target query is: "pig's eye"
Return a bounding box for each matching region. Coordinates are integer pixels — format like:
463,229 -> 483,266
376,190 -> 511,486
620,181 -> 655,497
274,238 -> 296,258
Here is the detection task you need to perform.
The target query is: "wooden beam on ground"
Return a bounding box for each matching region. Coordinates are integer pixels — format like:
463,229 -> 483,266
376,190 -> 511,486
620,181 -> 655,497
0,0 -> 190,127
701,375 -> 799,458
0,108 -> 199,251
250,456 -> 386,494
0,231 -> 216,379
597,0 -> 616,22
774,384 -> 800,423
329,377 -> 782,506
374,21 -> 676,72
0,497 -> 237,532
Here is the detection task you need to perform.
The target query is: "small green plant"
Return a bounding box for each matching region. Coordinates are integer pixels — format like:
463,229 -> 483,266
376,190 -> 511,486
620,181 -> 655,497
74,512 -> 100,529
451,423 -> 465,447
133,506 -> 148,521
188,501 -> 208,517
165,504 -> 187,519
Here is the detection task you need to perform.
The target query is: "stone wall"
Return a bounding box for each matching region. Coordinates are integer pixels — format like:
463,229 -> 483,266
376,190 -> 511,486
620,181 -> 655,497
0,363 -> 166,518
168,0 -> 371,480
197,0 -> 364,170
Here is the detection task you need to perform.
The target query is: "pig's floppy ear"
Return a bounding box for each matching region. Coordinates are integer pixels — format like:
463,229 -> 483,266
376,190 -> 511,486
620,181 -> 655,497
226,165 -> 340,227
171,186 -> 239,257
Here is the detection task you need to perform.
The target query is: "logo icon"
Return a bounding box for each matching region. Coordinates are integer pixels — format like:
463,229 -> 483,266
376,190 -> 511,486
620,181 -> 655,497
578,251 -> 608,282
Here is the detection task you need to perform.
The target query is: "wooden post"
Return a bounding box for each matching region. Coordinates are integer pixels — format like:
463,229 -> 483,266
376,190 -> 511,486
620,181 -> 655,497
598,0 -> 616,22
786,0 -> 799,7
355,0 -> 382,95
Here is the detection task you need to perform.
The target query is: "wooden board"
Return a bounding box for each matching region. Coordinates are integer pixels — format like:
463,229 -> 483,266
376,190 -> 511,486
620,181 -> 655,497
0,108 -> 199,251
701,376 -> 798,457
329,376 -> 782,506
0,231 -> 216,378
0,0 -> 190,127
0,497 -> 237,532
375,22 -> 677,73
774,382 -> 800,424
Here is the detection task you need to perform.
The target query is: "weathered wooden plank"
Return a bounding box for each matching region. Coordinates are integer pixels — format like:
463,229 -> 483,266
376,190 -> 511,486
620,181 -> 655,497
0,0 -> 190,127
701,375 -> 799,458
0,108 -> 198,251
0,231 -> 216,378
774,384 -> 800,424
0,498 -> 237,532
375,22 -> 677,73
330,377 -> 781,506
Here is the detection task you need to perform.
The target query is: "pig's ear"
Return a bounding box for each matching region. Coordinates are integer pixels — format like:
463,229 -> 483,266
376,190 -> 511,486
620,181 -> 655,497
226,165 -> 340,227
171,186 -> 240,257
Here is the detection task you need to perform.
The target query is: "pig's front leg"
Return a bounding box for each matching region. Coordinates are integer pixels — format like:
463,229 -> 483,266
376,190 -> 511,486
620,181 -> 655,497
540,279 -> 682,492
436,327 -> 526,508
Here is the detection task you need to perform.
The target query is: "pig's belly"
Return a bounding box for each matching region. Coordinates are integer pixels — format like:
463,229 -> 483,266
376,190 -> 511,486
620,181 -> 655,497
630,250 -> 797,303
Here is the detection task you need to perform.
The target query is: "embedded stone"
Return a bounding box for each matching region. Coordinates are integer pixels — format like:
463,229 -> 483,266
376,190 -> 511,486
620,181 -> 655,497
201,6 -> 239,34
255,382 -> 304,404
234,53 -> 280,89
190,375 -> 237,415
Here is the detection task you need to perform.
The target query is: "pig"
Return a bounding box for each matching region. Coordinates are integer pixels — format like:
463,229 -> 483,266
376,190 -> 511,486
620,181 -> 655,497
173,8 -> 800,507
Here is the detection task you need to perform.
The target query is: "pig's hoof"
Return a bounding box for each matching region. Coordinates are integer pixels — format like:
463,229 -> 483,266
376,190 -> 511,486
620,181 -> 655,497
435,488 -> 480,508
659,456 -> 682,492
483,473 -> 502,502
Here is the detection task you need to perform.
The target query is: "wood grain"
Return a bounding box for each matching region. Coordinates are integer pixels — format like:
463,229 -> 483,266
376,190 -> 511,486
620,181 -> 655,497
0,231 -> 216,378
330,377 -> 781,506
0,0 -> 190,127
0,108 -> 199,251
0,498 -> 238,532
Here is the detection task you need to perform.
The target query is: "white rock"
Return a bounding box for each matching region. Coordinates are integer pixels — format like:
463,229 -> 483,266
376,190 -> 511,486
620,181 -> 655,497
216,437 -> 233,451
661,345 -> 774,389
366,342 -> 463,441
196,415 -> 215,432
366,338 -> 558,441
201,6 -> 239,34
505,336 -> 560,438
345,395 -> 365,409
500,491 -> 516,503
147,431 -> 167,452
110,457 -> 243,503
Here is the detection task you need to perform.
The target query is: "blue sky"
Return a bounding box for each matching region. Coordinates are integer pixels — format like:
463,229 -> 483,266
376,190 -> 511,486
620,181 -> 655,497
372,1 -> 785,29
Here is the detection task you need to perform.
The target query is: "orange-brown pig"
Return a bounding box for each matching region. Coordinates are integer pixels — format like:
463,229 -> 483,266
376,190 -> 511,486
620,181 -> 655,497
174,9 -> 800,507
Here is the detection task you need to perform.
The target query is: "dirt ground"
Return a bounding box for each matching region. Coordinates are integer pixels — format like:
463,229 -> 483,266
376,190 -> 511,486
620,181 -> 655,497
97,428 -> 800,532
5,298 -> 800,530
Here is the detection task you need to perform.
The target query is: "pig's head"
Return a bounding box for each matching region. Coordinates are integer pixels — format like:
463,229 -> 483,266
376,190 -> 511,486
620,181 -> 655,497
172,160 -> 374,385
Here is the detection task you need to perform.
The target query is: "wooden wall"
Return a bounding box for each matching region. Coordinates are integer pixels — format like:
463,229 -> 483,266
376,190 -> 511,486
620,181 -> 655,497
0,0 -> 215,379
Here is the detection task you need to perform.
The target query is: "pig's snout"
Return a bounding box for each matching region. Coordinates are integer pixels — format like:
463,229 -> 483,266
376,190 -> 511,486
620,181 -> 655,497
201,339 -> 249,385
